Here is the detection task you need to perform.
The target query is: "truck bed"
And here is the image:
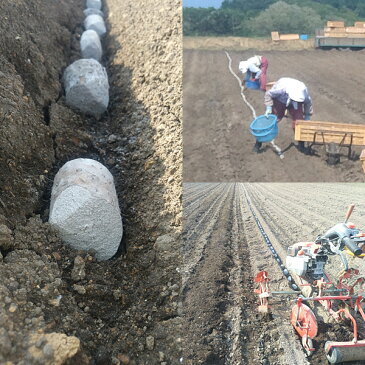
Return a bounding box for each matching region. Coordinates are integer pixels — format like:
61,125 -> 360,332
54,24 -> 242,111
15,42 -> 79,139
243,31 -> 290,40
315,36 -> 365,48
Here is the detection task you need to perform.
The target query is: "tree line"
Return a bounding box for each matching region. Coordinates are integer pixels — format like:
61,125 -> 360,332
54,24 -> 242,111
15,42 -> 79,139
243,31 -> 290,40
183,0 -> 365,36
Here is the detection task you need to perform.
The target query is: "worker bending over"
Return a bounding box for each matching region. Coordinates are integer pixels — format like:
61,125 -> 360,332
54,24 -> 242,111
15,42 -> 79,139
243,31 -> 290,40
239,55 -> 268,91
254,77 -> 313,153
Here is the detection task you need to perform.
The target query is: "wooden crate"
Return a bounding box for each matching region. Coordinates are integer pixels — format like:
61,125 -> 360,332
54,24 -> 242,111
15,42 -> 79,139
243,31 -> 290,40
279,34 -> 300,40
346,26 -> 365,33
295,121 -> 365,145
327,21 -> 345,27
271,31 -> 280,41
324,32 -> 348,38
324,27 -> 346,32
355,21 -> 365,28
347,33 -> 365,38
265,81 -> 276,91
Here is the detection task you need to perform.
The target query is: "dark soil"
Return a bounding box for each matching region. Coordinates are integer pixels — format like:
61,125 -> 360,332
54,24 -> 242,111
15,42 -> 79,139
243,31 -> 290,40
183,183 -> 365,365
182,184 -> 299,365
183,49 -> 365,182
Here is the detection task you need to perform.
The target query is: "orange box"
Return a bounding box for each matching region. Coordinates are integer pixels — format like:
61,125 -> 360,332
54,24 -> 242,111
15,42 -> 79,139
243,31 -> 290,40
324,27 -> 346,32
279,34 -> 300,40
354,21 -> 365,28
327,20 -> 345,27
346,26 -> 365,33
347,33 -> 365,38
324,32 -> 347,37
271,31 -> 280,41
266,81 -> 275,91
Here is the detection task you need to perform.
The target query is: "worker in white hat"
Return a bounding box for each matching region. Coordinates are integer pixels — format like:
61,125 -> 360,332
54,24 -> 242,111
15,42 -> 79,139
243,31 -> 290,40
239,55 -> 268,91
255,77 -> 313,153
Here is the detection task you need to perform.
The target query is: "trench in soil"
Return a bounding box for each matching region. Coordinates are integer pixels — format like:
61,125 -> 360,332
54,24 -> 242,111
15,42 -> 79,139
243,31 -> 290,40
0,0 -> 181,364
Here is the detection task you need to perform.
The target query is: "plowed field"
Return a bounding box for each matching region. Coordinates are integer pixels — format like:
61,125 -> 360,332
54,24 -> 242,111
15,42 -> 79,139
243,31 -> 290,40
182,183 -> 365,364
183,49 -> 365,182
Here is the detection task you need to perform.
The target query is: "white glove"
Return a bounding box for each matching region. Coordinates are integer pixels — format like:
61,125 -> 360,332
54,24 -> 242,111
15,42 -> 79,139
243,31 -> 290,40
265,106 -> 272,118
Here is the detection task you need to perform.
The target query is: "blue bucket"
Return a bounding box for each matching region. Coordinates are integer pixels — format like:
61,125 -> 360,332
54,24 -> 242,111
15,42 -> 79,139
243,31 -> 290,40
300,34 -> 308,40
250,114 -> 278,142
246,79 -> 260,90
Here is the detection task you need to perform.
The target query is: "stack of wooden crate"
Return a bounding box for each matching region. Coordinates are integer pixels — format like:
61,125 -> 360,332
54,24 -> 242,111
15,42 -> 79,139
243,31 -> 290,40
271,31 -> 300,41
324,20 -> 365,38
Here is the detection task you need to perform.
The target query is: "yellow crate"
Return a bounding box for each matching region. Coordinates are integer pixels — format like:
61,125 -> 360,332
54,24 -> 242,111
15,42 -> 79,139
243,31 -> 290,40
279,34 -> 300,40
346,26 -> 365,33
295,121 -> 365,146
324,32 -> 348,38
354,21 -> 365,28
327,21 -> 345,27
271,31 -> 280,41
324,27 -> 346,32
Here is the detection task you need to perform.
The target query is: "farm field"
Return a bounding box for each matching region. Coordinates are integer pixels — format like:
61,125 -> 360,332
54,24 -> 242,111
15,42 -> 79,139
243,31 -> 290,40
182,183 -> 365,364
183,49 -> 365,182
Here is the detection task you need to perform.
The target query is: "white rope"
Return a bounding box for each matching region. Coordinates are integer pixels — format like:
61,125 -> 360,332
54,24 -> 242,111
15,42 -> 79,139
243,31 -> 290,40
225,51 -> 256,119
224,51 -> 284,159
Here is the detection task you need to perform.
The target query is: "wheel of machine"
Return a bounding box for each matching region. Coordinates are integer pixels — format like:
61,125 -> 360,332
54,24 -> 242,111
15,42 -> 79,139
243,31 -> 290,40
325,343 -> 343,364
325,341 -> 365,364
290,303 -> 318,339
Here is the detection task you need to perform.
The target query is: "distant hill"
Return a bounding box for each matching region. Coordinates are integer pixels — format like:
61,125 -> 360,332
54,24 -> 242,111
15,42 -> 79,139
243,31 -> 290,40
183,0 -> 365,36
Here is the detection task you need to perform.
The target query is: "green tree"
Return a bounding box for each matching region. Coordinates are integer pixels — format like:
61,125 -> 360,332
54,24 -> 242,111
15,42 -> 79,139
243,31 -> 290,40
249,1 -> 322,35
285,0 -> 359,24
222,0 -> 275,13
183,8 -> 215,35
201,9 -> 246,35
356,2 -> 365,17
313,0 -> 362,11
183,7 -> 248,36
183,0 -> 365,37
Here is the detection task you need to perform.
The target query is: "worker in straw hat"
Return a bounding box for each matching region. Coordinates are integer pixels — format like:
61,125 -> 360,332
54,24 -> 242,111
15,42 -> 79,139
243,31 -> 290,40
255,77 -> 313,153
239,55 -> 268,91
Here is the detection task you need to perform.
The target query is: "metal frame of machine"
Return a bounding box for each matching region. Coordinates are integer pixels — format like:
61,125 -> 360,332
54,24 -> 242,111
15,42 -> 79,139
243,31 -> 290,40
253,204 -> 365,363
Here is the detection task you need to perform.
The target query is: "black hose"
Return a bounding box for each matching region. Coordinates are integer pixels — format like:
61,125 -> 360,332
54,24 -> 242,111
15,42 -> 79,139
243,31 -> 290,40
244,189 -> 300,291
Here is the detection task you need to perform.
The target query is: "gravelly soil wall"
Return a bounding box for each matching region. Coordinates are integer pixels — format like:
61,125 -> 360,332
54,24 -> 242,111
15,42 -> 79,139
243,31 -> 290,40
0,0 -> 84,223
0,0 -> 182,364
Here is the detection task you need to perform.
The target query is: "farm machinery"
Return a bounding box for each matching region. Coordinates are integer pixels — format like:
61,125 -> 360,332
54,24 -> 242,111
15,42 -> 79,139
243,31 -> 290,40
254,204 -> 365,363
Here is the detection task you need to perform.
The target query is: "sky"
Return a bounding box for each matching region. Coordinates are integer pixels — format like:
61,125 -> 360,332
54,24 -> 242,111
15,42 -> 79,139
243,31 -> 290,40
183,0 -> 223,8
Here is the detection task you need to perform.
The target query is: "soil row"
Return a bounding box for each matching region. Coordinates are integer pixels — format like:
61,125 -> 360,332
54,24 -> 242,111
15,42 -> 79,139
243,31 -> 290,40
182,183 -> 308,365
183,183 -> 365,364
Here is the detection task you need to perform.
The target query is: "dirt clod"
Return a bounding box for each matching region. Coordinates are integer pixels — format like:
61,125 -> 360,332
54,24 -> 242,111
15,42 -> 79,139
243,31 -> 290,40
0,223 -> 13,250
27,332 -> 80,365
71,256 -> 86,282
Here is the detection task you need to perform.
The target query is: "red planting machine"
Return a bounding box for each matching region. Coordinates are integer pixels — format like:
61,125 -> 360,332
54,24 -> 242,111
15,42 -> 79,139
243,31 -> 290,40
255,204 -> 365,363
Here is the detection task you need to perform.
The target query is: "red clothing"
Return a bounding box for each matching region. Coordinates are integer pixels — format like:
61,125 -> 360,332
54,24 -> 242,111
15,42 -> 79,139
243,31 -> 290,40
273,99 -> 304,129
259,56 -> 268,91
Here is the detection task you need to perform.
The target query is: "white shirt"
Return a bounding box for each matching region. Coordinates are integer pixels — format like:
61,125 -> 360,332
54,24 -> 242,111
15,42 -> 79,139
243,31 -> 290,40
239,55 -> 262,78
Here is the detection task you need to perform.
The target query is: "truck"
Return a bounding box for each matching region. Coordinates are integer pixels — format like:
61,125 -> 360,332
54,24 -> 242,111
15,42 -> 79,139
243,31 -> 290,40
315,28 -> 365,49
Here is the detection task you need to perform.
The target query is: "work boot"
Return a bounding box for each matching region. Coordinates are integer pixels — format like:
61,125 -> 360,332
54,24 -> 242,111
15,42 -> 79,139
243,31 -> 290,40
253,141 -> 262,153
